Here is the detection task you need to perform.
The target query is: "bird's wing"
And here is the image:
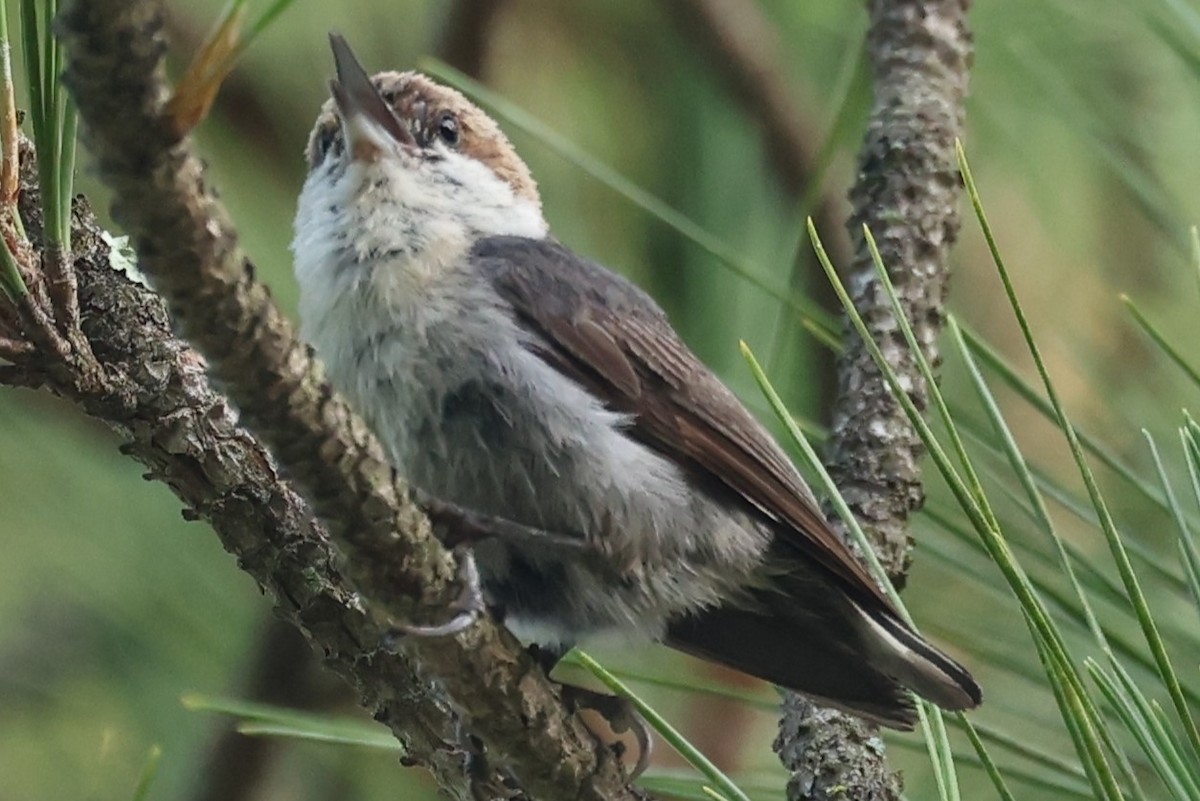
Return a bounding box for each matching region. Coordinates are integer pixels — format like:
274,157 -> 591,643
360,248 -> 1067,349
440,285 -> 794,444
473,235 -> 894,612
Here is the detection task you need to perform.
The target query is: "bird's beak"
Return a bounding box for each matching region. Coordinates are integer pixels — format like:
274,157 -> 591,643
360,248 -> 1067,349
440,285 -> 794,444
328,33 -> 416,161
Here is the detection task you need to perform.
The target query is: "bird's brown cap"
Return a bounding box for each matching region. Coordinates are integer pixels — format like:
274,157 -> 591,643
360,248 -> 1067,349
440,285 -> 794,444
307,67 -> 541,210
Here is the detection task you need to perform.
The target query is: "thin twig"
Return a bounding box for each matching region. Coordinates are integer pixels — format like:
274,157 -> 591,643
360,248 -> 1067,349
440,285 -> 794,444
14,284 -> 69,359
0,334 -> 32,360
42,241 -> 81,335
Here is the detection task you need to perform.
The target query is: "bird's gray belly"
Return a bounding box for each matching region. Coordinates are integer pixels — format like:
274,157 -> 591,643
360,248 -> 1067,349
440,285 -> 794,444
403,377 -> 610,639
342,329 -> 770,648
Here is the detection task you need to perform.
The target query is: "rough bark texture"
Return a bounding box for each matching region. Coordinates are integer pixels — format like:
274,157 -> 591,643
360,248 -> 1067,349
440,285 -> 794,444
774,2 -> 973,800
48,1 -> 643,798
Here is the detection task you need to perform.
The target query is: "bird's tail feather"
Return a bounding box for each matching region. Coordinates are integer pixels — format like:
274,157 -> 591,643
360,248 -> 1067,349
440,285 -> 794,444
665,588 -> 981,728
852,599 -> 982,712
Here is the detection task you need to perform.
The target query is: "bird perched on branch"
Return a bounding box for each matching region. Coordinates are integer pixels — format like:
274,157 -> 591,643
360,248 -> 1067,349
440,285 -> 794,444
293,33 -> 981,770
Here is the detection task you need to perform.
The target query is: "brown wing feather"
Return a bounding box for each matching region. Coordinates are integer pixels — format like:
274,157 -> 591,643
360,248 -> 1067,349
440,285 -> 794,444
476,236 -> 894,612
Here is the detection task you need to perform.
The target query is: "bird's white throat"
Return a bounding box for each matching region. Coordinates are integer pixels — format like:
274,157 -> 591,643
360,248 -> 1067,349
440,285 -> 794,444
293,147 -> 547,289
290,145 -> 549,446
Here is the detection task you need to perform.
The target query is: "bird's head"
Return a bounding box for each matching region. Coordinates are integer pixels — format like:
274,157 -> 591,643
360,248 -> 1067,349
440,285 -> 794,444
296,34 -> 547,266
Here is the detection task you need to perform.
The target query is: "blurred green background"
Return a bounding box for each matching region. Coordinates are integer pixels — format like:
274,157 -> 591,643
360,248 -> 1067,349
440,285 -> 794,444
4,0 -> 1200,799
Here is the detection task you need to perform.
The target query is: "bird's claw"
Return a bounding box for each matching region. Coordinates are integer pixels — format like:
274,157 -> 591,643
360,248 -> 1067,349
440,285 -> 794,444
385,545 -> 485,639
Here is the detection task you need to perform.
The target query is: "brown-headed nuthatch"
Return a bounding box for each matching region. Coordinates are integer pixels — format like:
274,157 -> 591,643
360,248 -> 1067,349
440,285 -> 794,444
293,34 -> 981,759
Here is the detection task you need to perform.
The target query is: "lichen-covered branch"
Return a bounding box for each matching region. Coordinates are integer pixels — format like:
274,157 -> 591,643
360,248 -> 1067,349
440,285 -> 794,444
833,0 -> 972,581
50,0 -> 639,798
775,2 -> 973,800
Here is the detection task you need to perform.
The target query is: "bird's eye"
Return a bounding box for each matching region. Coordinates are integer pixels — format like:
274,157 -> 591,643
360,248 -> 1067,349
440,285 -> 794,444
436,112 -> 460,148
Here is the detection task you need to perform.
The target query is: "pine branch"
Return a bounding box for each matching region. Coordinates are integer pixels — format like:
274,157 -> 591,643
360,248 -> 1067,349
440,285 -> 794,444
775,1 -> 974,799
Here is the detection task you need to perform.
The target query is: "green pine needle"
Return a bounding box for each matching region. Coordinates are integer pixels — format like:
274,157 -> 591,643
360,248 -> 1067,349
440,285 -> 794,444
1121,294 -> 1200,387
130,745 -> 162,801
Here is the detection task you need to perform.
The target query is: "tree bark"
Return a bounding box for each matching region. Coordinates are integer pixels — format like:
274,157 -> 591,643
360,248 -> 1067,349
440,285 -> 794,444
774,2 -> 973,799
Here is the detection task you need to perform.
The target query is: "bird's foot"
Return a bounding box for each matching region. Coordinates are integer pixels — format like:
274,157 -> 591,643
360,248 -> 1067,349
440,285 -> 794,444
386,545 -> 485,638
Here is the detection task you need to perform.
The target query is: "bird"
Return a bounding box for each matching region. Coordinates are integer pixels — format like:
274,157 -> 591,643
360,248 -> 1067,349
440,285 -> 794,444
292,34 -> 981,739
